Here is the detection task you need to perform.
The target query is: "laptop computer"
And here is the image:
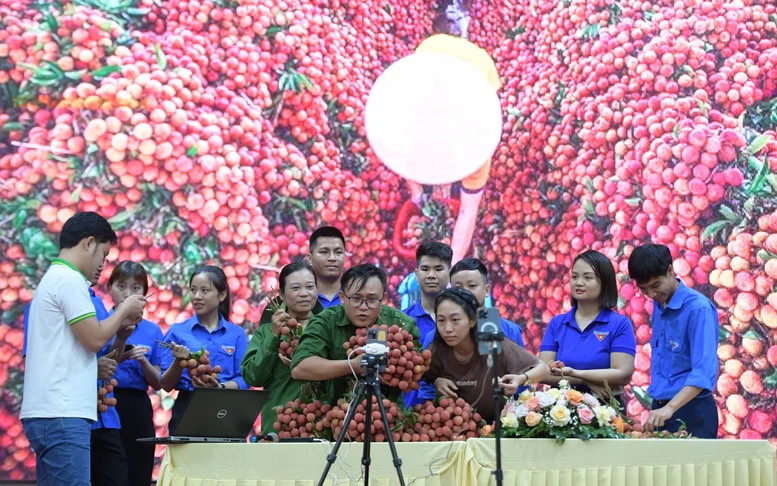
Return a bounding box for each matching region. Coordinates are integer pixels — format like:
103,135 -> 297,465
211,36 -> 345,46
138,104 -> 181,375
138,388 -> 268,444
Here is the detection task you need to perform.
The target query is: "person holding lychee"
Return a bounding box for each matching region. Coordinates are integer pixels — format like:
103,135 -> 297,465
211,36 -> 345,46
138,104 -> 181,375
424,288 -> 549,424
160,265 -> 249,432
22,264 -> 130,486
241,262 -> 324,436
290,264 -> 420,403
628,244 -> 719,439
21,212 -> 145,486
105,261 -> 163,486
306,226 -> 346,308
538,250 -> 637,410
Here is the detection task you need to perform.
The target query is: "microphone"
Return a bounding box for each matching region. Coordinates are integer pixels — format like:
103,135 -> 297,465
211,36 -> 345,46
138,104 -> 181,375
249,432 -> 279,443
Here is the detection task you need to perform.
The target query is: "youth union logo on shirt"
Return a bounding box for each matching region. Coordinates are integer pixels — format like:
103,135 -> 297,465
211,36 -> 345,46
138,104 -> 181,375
593,331 -> 609,342
137,345 -> 151,354
222,345 -> 236,355
669,340 -> 680,350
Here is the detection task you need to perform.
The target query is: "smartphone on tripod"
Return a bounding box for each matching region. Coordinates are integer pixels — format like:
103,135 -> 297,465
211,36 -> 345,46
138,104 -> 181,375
477,307 -> 502,355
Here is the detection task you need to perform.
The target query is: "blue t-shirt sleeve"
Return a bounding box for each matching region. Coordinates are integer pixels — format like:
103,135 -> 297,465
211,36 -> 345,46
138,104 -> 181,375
160,326 -> 177,374
150,325 -> 164,367
504,321 -> 525,348
230,329 -> 249,389
421,328 -> 435,350
91,294 -> 109,321
611,315 -> 637,356
684,306 -> 719,392
539,317 -> 560,353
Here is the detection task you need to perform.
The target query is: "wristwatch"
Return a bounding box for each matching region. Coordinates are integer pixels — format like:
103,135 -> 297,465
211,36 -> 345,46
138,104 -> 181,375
522,373 -> 531,385
219,383 -> 226,389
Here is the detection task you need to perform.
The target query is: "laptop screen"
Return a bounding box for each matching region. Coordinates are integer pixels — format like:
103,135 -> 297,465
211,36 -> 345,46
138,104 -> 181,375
171,388 -> 268,439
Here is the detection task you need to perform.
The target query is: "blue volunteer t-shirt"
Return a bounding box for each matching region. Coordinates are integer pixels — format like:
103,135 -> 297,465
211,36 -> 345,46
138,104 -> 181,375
317,292 -> 341,308
647,280 -> 718,401
110,310 -> 164,391
539,307 -> 636,371
160,314 -> 249,391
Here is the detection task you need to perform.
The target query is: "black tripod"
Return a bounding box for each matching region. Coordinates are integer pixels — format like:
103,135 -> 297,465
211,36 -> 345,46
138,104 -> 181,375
477,327 -> 505,486
317,354 -> 405,486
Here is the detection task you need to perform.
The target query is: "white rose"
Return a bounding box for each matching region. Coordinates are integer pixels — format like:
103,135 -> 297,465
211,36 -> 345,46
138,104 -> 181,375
518,389 -> 533,404
582,393 -> 600,409
558,379 -> 570,388
537,392 -> 557,409
549,404 -> 572,427
501,413 -> 519,429
593,406 -> 612,427
514,404 -> 529,419
547,388 -> 562,401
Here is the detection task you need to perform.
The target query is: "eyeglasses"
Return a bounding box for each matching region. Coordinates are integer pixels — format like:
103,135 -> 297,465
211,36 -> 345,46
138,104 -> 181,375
342,291 -> 383,309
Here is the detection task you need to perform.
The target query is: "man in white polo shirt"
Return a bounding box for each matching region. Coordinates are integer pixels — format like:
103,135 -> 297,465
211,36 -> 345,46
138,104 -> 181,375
21,212 -> 146,485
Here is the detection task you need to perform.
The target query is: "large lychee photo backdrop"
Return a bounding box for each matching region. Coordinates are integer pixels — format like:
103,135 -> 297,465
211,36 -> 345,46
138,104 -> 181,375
1,0 -> 777,480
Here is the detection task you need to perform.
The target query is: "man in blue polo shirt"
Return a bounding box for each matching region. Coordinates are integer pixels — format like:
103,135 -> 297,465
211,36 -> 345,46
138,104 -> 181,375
402,241 -> 453,407
307,226 -> 346,308
628,244 -> 719,439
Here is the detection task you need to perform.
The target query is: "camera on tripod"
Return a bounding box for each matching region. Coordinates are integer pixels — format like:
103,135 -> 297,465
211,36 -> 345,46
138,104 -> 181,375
360,327 -> 390,373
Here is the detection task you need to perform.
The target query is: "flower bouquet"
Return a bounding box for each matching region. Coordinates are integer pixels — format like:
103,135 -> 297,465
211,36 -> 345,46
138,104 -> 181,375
498,380 -> 625,442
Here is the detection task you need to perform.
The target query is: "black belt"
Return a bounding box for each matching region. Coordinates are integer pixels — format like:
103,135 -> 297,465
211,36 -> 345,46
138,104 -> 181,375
654,393 -> 710,408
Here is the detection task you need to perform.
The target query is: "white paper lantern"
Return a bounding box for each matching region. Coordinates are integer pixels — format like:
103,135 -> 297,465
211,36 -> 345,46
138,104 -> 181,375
365,52 -> 503,185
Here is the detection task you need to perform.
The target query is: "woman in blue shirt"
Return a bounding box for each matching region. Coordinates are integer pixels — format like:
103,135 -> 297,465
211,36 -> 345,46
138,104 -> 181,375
160,265 -> 249,432
539,250 -> 636,409
106,261 -> 163,486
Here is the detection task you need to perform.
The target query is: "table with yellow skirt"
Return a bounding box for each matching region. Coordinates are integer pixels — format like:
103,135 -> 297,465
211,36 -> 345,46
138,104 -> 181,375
157,438 -> 777,486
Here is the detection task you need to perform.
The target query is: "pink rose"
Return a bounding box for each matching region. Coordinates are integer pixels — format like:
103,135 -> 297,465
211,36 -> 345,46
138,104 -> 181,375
577,406 -> 594,425
525,396 -> 540,412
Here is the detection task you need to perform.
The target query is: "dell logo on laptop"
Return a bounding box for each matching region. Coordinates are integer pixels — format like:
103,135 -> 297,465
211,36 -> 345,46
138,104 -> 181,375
217,410 -> 227,419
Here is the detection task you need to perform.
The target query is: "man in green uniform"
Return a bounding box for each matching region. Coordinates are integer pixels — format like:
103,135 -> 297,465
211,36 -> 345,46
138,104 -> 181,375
291,264 -> 419,403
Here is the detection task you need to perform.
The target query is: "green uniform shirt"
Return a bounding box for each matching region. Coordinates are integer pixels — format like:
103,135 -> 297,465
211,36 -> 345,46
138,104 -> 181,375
240,299 -> 324,435
290,305 -> 419,405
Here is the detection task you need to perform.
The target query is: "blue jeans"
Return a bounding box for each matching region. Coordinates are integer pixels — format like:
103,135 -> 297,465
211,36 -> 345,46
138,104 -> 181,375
23,417 -> 92,485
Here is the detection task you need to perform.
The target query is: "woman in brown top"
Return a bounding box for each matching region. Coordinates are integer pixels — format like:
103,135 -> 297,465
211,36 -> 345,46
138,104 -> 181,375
424,288 -> 550,424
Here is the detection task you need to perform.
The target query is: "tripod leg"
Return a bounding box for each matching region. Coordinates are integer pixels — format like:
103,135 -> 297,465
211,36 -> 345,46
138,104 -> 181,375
374,387 -> 406,486
317,383 -> 367,486
492,347 -> 503,486
362,386 -> 373,485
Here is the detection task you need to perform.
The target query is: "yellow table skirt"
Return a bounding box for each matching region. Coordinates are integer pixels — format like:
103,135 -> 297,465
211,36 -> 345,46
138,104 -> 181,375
157,439 -> 776,486
156,441 -> 465,486
462,438 -> 777,486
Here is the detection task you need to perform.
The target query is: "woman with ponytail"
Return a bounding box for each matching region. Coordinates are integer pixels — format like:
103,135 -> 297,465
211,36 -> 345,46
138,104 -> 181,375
160,265 -> 249,431
424,288 -> 549,424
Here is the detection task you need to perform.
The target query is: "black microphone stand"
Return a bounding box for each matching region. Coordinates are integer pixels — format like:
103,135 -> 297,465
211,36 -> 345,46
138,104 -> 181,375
476,327 -> 505,486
